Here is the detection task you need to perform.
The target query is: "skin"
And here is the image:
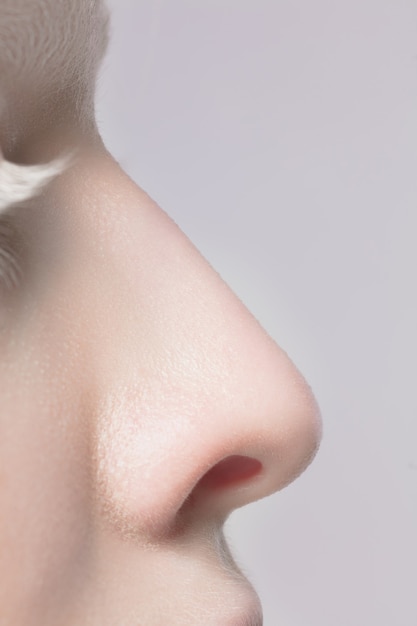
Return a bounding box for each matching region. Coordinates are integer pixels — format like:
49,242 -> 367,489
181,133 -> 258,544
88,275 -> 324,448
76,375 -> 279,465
0,3 -> 322,624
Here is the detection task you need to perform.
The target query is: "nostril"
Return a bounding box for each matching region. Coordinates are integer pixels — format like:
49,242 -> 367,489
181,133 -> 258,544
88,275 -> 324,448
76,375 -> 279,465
171,456 -> 263,531
198,455 -> 263,490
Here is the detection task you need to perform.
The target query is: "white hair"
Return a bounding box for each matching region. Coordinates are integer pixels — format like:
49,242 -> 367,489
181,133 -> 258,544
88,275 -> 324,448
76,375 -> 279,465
0,0 -> 111,284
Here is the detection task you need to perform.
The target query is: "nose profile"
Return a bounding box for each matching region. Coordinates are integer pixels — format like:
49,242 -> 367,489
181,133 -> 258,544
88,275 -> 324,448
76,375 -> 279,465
84,158 -> 322,540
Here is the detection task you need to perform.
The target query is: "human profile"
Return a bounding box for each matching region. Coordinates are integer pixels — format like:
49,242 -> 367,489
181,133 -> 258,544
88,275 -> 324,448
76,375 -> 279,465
0,1 -> 322,624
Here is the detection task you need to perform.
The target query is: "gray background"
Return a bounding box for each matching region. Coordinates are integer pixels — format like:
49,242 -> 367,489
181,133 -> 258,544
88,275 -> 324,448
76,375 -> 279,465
96,2 -> 417,624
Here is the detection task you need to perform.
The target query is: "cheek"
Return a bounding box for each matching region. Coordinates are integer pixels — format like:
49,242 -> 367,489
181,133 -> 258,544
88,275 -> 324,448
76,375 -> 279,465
0,312 -> 96,617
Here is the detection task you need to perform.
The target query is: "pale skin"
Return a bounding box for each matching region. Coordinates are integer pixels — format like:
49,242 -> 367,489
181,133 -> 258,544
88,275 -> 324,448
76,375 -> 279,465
0,2 -> 322,625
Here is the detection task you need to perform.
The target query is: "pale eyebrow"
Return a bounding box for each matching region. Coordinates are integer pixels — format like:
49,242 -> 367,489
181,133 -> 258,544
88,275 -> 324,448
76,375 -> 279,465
0,0 -> 111,283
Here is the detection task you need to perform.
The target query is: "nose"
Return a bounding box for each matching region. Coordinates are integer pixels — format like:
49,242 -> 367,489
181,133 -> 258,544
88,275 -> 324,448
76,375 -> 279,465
85,158 -> 322,540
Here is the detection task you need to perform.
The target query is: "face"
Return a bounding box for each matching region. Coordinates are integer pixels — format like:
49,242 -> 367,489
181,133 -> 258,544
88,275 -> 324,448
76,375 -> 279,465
0,3 -> 322,625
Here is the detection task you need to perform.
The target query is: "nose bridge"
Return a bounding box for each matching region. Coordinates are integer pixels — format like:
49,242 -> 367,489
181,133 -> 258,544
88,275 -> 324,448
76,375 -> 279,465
91,183 -> 321,540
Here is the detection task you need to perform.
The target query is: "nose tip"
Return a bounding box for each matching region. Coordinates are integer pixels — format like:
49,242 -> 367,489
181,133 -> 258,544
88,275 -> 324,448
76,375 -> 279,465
176,335 -> 322,524
150,344 -> 322,541
251,353 -> 322,498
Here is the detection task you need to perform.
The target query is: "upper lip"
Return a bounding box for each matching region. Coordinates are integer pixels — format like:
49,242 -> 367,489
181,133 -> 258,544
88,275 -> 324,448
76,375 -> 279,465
222,581 -> 263,626
238,607 -> 263,626
195,528 -> 264,625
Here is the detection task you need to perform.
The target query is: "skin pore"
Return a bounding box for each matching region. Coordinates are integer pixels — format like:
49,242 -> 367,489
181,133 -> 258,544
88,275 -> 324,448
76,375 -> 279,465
0,2 -> 322,625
